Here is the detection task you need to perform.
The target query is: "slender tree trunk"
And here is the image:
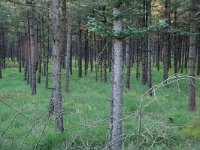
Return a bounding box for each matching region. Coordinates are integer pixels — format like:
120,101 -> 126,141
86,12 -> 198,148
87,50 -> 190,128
142,0 -> 147,85
188,0 -> 197,111
173,6 -> 178,74
84,31 -> 89,76
109,41 -> 114,149
64,8 -> 72,93
197,27 -> 200,75
78,12 -> 82,78
37,20 -> 42,84
18,37 -> 22,73
125,37 -> 131,89
24,41 -> 28,81
0,30 -> 2,79
70,40 -> 73,75
29,10 -> 36,94
156,40 -> 160,71
136,39 -> 141,80
0,60 -> 2,79
61,0 -> 67,69
163,0 -> 169,83
181,37 -> 185,73
179,37 -> 182,71
109,5 -> 123,150
2,30 -> 6,69
146,0 -> 152,95
90,33 -> 94,72
51,0 -> 64,132
45,12 -> 50,89
37,24 -> 42,84
100,38 -> 103,81
104,38 -> 107,83
26,12 -> 31,85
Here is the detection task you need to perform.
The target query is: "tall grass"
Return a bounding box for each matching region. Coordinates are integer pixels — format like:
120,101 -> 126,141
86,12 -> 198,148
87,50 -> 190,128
0,61 -> 200,150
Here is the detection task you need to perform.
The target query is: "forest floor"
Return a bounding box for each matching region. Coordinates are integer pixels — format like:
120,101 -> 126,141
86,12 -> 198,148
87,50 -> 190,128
1,61 -> 200,150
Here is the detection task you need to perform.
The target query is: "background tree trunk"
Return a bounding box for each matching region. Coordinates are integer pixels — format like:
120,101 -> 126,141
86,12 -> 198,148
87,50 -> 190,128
77,12 -> 82,78
188,0 -> 197,111
147,0 -> 152,95
163,0 -> 169,83
64,8 -> 72,93
125,37 -> 131,89
29,10 -> 36,95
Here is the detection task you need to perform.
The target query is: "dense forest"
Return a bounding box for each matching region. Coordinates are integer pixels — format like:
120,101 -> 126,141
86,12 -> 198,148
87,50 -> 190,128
0,0 -> 200,149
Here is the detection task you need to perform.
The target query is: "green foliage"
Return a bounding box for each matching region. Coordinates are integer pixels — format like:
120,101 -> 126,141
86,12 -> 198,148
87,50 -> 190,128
88,16 -> 168,38
168,26 -> 200,36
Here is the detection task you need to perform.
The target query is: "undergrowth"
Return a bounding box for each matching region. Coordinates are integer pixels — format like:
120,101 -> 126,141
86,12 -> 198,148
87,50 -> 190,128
0,61 -> 200,150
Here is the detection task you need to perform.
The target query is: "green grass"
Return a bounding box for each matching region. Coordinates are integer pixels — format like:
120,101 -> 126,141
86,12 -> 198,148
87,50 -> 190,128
0,61 -> 200,150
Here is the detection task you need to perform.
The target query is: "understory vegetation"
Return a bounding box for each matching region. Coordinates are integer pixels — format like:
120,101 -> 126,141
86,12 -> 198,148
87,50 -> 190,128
1,61 -> 200,150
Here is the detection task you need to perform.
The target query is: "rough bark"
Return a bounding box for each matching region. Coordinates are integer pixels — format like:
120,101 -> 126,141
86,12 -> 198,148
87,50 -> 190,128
197,36 -> 200,75
29,10 -> 36,95
142,0 -> 147,85
45,12 -> 50,89
156,40 -> 160,71
61,0 -> 67,68
147,0 -> 152,95
197,25 -> 200,75
136,39 -> 141,80
173,6 -> 178,74
109,5 -> 123,150
51,0 -> 64,132
90,33 -> 95,72
27,12 -> 32,85
77,12 -> 82,78
104,38 -> 107,83
125,37 -> 131,89
18,37 -> 22,73
23,40 -> 28,81
163,0 -> 169,83
64,8 -> 72,93
0,30 -> 2,79
188,0 -> 197,111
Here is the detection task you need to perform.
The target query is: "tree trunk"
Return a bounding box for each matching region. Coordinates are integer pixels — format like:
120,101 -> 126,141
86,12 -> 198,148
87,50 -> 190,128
163,0 -> 169,83
0,30 -> 2,79
142,0 -> 147,85
156,40 -> 160,71
61,0 -> 67,69
27,12 -> 32,85
90,33 -> 94,72
104,38 -> 107,83
78,12 -> 82,78
2,30 -> 6,69
18,37 -> 22,73
147,0 -> 152,96
23,41 -> 28,81
125,37 -> 131,89
64,8 -> 72,93
29,10 -> 36,95
136,39 -> 141,80
84,31 -> 89,76
45,12 -> 50,89
173,6 -> 178,74
51,0 -> 64,132
109,5 -> 123,150
197,26 -> 200,75
188,0 -> 197,111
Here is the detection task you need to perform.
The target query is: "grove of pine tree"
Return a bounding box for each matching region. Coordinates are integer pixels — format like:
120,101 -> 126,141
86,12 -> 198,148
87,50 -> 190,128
0,0 -> 200,149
